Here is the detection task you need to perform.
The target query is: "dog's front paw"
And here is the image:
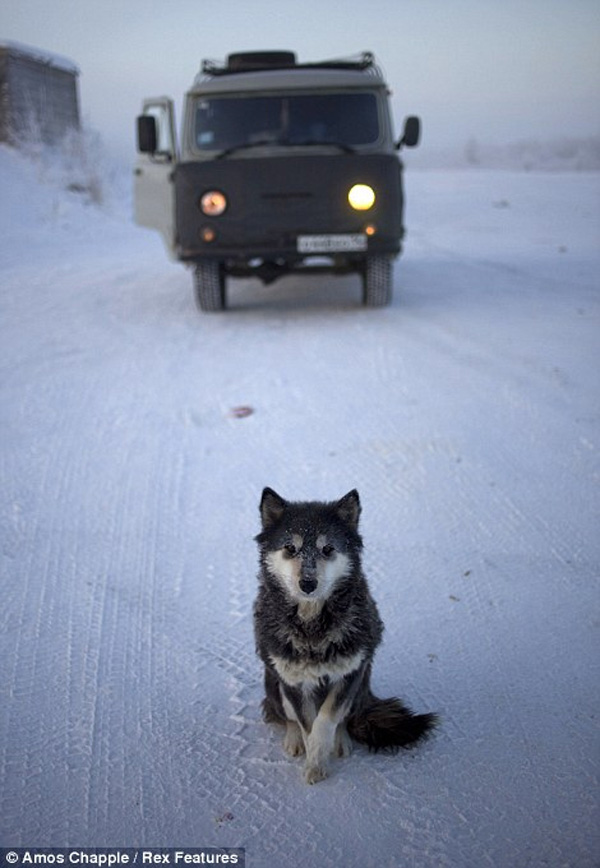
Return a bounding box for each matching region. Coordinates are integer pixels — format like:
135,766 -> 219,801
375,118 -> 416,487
283,722 -> 305,757
304,763 -> 329,785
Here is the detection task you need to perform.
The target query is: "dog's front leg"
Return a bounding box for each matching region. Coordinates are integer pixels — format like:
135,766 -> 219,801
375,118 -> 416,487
283,719 -> 305,756
304,687 -> 348,784
280,684 -> 311,759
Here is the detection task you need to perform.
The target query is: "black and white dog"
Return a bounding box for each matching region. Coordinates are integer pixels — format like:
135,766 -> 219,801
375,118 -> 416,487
254,488 -> 437,783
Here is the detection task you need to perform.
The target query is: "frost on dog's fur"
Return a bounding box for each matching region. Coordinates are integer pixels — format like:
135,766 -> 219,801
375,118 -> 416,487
253,487 -> 437,783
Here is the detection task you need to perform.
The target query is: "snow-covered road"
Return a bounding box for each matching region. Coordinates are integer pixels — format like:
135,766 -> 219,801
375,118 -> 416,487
1,147 -> 599,866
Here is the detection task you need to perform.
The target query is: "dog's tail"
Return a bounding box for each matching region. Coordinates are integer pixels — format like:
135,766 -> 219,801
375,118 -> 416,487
348,693 -> 438,752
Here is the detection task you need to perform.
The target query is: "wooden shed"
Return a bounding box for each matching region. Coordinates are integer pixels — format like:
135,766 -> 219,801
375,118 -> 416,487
0,40 -> 80,146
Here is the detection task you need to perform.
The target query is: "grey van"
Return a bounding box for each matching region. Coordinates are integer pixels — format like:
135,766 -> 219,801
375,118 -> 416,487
134,51 -> 420,311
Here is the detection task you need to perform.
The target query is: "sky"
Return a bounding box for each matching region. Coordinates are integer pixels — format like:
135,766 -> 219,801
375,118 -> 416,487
2,0 -> 600,165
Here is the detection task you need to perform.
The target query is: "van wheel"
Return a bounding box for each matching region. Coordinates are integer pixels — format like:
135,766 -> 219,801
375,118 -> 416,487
194,260 -> 226,312
362,256 -> 393,307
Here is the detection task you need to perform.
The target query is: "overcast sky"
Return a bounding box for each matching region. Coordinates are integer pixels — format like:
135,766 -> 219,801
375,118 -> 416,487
2,0 -> 599,163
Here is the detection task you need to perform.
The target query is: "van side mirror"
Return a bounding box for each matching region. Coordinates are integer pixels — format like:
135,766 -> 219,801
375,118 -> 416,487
397,116 -> 421,149
137,115 -> 157,154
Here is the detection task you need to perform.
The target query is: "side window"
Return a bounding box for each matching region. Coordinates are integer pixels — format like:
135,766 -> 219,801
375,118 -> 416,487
145,106 -> 171,152
141,99 -> 177,157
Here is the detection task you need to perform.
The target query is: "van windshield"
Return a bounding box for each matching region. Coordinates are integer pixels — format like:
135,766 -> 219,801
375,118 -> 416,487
194,92 -> 380,152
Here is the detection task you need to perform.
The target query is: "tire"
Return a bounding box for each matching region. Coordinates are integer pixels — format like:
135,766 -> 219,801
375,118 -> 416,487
362,256 -> 393,307
194,260 -> 226,312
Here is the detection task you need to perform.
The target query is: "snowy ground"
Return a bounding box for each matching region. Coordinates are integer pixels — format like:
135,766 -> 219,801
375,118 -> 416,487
1,145 -> 599,867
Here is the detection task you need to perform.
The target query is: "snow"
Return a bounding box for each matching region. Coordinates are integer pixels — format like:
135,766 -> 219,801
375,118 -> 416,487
0,40 -> 80,75
410,136 -> 600,172
1,141 -> 599,867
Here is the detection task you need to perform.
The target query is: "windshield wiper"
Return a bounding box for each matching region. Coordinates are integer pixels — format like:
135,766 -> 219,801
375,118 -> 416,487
216,138 -> 356,158
215,138 -> 283,159
288,139 -> 356,153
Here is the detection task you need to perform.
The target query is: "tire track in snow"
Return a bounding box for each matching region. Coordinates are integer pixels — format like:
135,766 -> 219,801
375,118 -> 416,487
2,415 -> 115,841
1,368 -> 197,842
194,624 -> 261,781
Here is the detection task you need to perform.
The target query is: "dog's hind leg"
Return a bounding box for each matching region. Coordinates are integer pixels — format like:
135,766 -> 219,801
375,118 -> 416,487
335,723 -> 353,758
262,667 -> 284,719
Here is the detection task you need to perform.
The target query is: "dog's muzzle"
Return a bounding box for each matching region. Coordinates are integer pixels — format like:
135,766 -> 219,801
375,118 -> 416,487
299,578 -> 318,595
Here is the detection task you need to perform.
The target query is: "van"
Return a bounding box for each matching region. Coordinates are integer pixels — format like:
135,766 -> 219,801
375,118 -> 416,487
134,51 -> 420,311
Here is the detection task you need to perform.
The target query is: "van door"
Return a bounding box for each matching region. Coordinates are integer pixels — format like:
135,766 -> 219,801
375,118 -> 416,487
134,97 -> 178,255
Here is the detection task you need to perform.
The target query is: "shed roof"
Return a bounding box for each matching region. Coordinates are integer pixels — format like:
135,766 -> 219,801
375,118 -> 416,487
0,40 -> 79,75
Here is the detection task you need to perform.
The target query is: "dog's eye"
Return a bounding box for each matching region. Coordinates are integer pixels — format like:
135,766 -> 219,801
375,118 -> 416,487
283,543 -> 297,556
321,544 -> 335,557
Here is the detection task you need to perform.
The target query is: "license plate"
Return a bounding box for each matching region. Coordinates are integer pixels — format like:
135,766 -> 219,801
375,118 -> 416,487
297,233 -> 367,253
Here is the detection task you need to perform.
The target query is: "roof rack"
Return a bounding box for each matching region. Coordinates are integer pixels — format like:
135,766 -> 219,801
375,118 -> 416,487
201,51 -> 380,78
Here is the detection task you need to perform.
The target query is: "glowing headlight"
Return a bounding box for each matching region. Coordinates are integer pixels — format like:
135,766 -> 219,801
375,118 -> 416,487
200,190 -> 227,216
348,184 -> 376,211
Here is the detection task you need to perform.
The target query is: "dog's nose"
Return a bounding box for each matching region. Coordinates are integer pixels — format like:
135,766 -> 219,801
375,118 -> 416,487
299,578 -> 318,595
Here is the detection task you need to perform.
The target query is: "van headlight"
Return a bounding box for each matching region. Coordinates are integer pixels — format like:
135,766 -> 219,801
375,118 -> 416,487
348,184 -> 375,211
200,190 -> 227,216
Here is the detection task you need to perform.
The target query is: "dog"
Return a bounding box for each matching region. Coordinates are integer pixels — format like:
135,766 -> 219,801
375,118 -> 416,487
253,487 -> 437,783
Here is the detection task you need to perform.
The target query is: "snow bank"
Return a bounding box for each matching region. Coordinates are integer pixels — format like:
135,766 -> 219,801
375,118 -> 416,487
0,140 -> 131,268
0,142 -> 599,867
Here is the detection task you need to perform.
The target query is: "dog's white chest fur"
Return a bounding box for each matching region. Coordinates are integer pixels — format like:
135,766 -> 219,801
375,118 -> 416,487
269,650 -> 365,686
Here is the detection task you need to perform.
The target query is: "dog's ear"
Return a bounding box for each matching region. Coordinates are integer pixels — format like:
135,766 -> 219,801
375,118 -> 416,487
260,487 -> 287,529
336,490 -> 361,529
